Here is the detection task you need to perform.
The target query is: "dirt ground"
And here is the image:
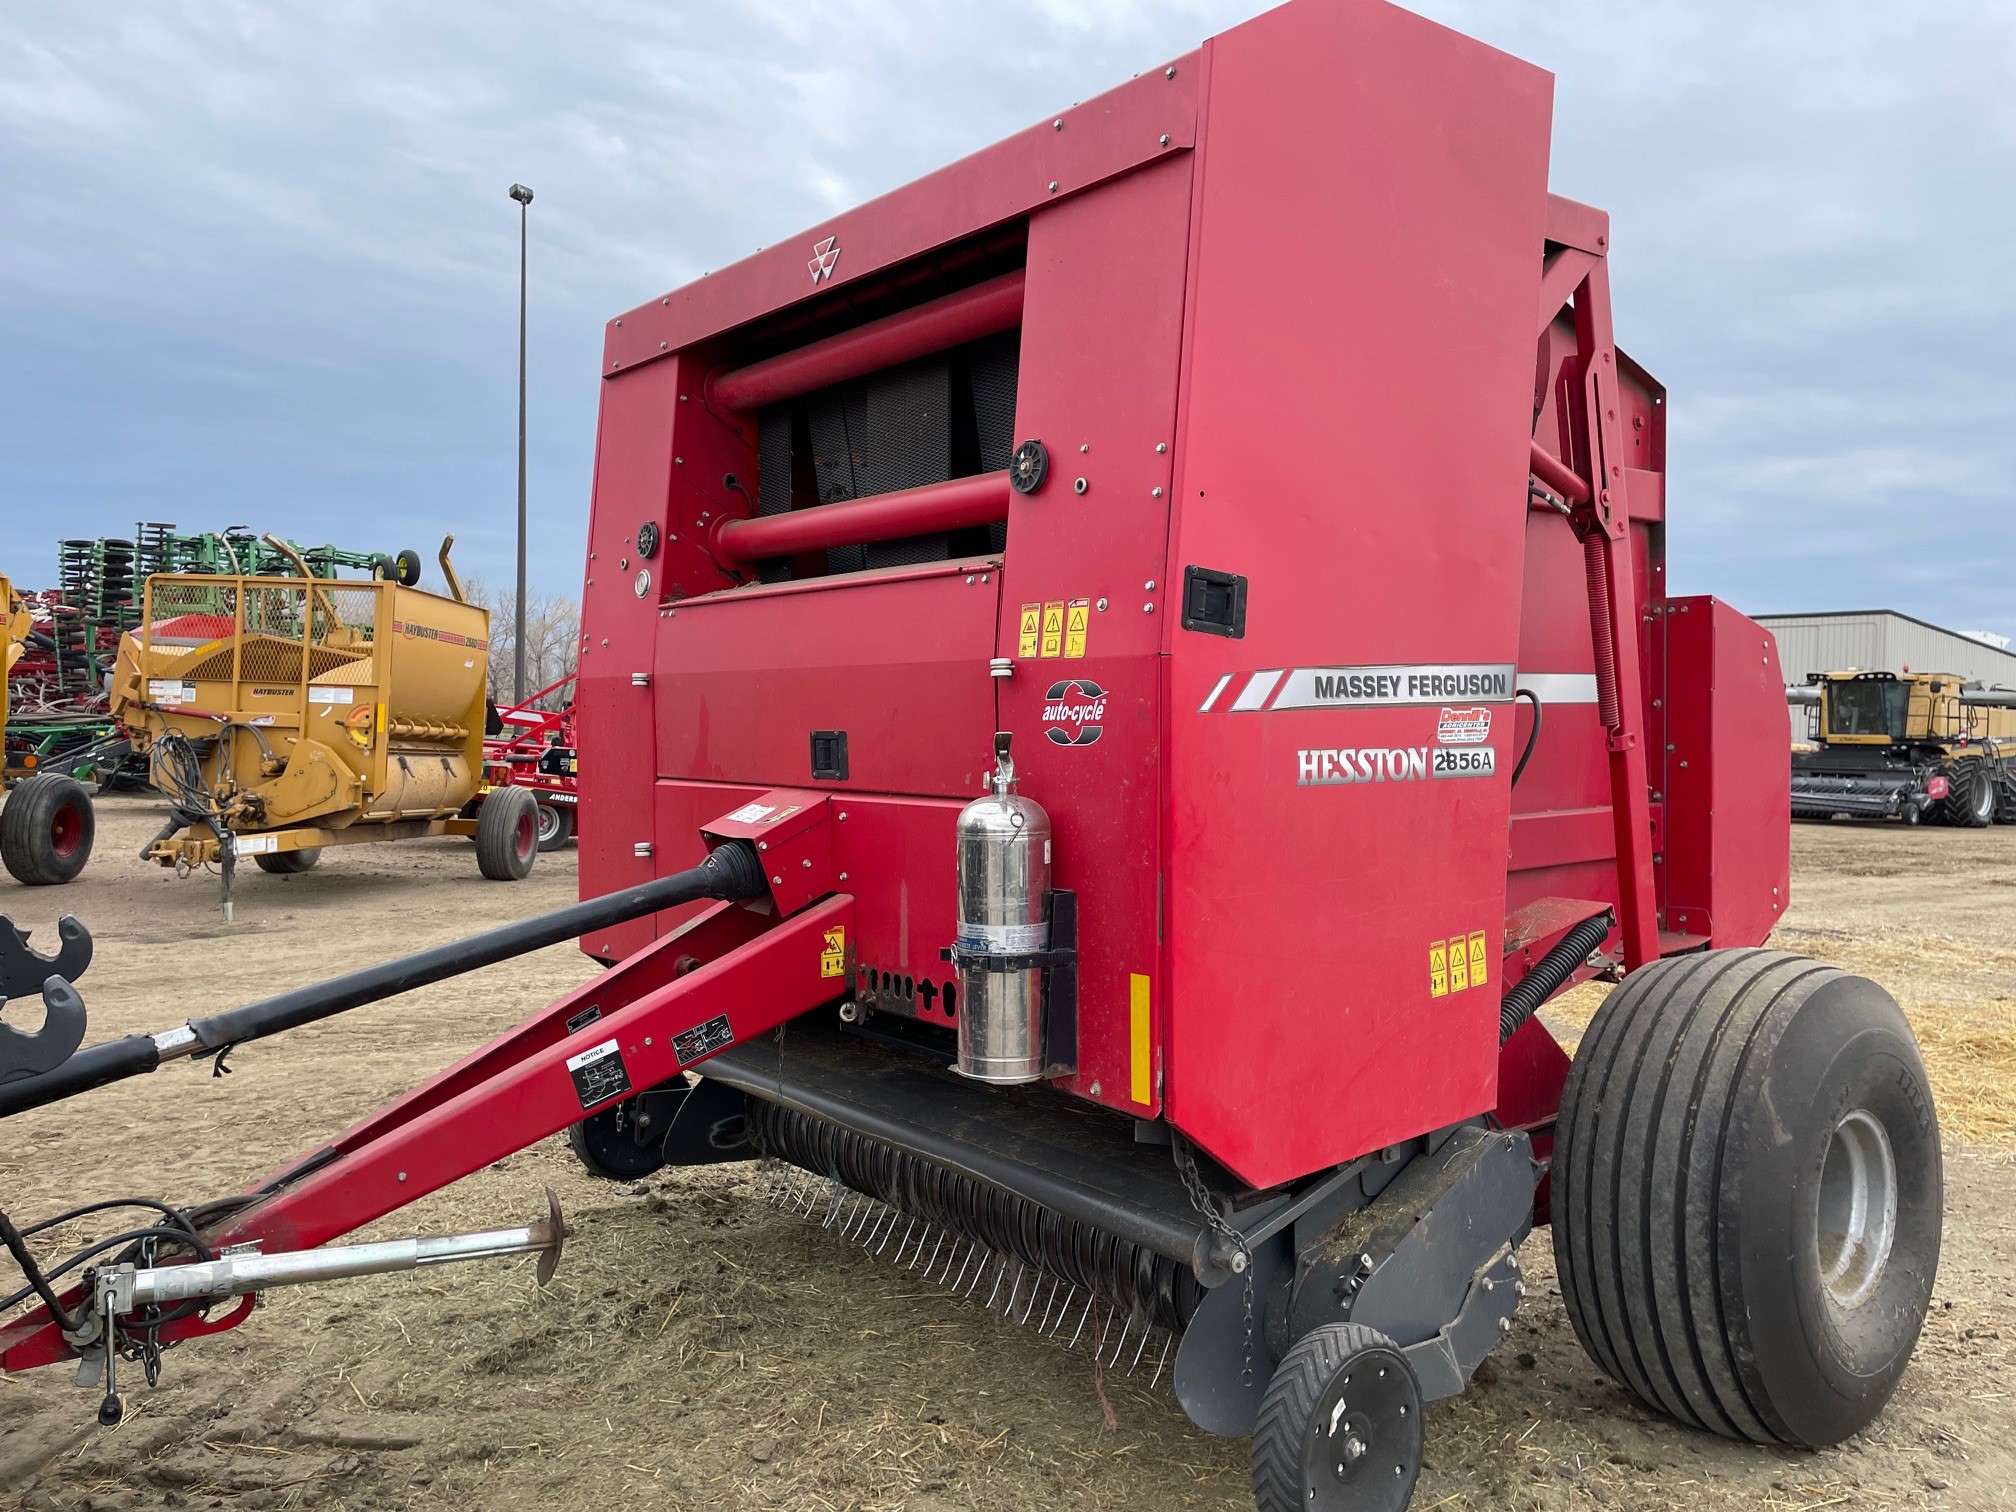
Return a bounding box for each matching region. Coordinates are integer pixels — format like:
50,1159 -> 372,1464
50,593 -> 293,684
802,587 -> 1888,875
3,797 -> 2013,1511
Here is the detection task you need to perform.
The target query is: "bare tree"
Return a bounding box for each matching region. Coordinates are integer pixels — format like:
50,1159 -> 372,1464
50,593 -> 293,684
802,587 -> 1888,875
460,578 -> 579,711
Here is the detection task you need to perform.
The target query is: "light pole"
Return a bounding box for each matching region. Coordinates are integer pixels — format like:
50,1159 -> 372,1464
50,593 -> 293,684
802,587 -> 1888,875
508,182 -> 534,704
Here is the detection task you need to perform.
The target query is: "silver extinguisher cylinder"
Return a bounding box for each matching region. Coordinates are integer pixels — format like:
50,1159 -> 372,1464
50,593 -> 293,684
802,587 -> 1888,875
954,734 -> 1051,1083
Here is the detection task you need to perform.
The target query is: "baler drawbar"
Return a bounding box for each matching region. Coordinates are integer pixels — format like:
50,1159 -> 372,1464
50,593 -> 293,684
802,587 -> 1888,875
2,4 -> 1945,1510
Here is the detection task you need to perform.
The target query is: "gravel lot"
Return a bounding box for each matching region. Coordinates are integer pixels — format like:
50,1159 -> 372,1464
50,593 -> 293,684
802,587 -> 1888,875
2,798 -> 2011,1511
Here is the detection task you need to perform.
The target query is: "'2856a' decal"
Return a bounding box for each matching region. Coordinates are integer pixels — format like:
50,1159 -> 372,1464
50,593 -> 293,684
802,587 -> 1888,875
1043,679 -> 1107,746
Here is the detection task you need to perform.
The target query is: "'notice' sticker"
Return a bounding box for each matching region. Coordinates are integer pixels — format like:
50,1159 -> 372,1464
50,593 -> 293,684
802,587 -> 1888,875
564,1038 -> 632,1110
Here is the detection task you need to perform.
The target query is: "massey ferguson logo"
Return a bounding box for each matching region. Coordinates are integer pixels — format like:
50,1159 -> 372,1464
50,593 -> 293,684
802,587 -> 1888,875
808,236 -> 841,284
1436,706 -> 1492,745
1043,679 -> 1106,746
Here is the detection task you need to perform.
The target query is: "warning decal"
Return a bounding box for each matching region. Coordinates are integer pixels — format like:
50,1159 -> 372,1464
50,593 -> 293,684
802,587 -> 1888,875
1063,600 -> 1090,659
564,1038 -> 632,1110
1429,929 -> 1492,1000
1018,603 -> 1041,659
1040,601 -> 1065,659
672,1013 -> 734,1065
820,925 -> 847,979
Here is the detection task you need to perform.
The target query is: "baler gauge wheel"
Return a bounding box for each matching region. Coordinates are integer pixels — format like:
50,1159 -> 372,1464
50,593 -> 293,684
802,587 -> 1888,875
567,1100 -> 670,1181
1251,1323 -> 1422,1512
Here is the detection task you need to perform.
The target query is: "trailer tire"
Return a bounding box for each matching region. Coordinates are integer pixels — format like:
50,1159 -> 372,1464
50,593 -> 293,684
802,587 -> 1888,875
476,786 -> 539,880
1554,949 -> 1941,1449
376,548 -> 422,587
535,801 -> 573,852
254,847 -> 321,874
1251,1322 -> 1422,1512
1939,756 -> 1994,827
1,774 -> 96,886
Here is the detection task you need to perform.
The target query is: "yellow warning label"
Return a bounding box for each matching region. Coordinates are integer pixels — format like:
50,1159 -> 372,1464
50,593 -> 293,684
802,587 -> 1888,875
1040,601 -> 1065,659
1447,935 -> 1469,994
1063,599 -> 1090,659
1428,941 -> 1449,998
1017,602 -> 1041,659
1129,974 -> 1152,1104
1467,931 -> 1488,988
819,926 -> 846,979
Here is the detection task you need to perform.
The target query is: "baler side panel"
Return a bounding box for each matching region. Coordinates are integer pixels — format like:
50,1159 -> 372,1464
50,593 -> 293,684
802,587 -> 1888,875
994,153 -> 1197,1114
1161,1 -> 1556,1187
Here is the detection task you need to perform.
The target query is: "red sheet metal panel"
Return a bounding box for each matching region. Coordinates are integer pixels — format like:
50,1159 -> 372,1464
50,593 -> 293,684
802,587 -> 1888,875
992,150 -> 1197,1117
652,562 -> 999,799
1659,596 -> 1791,946
1160,0 -> 1555,1186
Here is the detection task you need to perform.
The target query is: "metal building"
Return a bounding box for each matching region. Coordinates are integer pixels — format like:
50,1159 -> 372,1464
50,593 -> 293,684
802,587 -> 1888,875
1760,610 -> 2016,739
1760,610 -> 2016,686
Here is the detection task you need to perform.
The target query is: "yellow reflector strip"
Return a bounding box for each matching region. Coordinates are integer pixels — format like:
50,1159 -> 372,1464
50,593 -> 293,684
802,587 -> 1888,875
1129,973 -> 1152,1105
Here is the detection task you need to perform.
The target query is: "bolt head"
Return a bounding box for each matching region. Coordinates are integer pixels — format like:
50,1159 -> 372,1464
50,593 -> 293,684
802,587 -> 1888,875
1230,1251 -> 1248,1273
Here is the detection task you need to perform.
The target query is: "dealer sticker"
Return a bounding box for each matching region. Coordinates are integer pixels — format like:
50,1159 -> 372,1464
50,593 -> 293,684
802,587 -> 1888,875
1436,706 -> 1492,744
723,802 -> 775,824
564,1038 -> 632,1109
307,686 -> 353,704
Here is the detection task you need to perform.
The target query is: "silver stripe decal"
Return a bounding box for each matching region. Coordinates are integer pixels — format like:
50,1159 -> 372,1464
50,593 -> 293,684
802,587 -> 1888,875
1515,673 -> 1600,705
1272,663 -> 1516,710
1198,673 -> 1234,713
1228,670 -> 1284,712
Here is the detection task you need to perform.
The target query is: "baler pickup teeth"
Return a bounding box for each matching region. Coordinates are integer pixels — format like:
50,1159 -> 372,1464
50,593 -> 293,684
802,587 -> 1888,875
755,1142 -> 1190,1382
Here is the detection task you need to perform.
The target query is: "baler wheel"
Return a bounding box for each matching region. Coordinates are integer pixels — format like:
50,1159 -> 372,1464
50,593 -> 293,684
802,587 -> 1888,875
535,801 -> 573,851
567,1101 -> 669,1181
254,847 -> 321,874
1,774 -> 96,887
1939,757 -> 1994,827
1554,949 -> 1940,1449
1251,1323 -> 1422,1512
476,787 -> 539,880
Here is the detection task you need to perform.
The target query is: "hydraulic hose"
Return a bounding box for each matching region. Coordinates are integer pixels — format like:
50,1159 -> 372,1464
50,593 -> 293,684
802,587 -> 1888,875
1498,910 -> 1615,1044
0,842 -> 767,1120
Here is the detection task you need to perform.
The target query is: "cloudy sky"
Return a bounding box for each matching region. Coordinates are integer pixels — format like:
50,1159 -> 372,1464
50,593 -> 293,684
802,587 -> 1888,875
4,1 -> 2011,627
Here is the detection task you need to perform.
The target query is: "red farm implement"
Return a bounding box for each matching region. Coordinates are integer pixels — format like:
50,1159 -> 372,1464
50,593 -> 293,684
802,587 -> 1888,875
0,4 -> 1941,1509
480,673 -> 580,851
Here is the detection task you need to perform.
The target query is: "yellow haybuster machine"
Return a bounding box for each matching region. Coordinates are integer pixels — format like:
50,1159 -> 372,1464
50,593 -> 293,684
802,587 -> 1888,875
108,539 -> 539,914
1,574 -> 97,886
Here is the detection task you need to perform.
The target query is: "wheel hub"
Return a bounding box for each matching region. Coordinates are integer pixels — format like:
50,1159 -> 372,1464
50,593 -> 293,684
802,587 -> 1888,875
1302,1348 -> 1419,1510
1816,1108 -> 1898,1310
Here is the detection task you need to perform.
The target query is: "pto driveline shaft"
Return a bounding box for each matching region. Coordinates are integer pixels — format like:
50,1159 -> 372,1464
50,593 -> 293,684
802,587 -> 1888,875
0,844 -> 765,1120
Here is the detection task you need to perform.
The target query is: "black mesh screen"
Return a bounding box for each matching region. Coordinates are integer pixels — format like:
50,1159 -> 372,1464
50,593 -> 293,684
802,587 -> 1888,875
749,328 -> 1019,581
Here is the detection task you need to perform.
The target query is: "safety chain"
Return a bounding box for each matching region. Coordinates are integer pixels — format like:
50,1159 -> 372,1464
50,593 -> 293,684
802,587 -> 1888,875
1172,1133 -> 1257,1384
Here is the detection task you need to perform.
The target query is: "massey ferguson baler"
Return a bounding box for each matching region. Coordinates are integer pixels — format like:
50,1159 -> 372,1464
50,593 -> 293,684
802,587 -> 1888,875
0,5 -> 1944,1509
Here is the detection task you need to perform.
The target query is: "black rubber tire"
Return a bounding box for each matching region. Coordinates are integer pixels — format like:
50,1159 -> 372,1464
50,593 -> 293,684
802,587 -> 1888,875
375,548 -> 423,587
1939,756 -> 1994,827
475,786 -> 539,880
1992,758 -> 2016,825
1252,1323 -> 1422,1512
1,774 -> 96,886
535,801 -> 574,852
567,1103 -> 668,1181
254,847 -> 321,874
1554,949 -> 1941,1448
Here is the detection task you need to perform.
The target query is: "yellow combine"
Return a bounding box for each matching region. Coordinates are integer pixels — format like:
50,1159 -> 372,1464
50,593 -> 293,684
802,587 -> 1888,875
108,538 -> 538,913
1,574 -> 96,885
